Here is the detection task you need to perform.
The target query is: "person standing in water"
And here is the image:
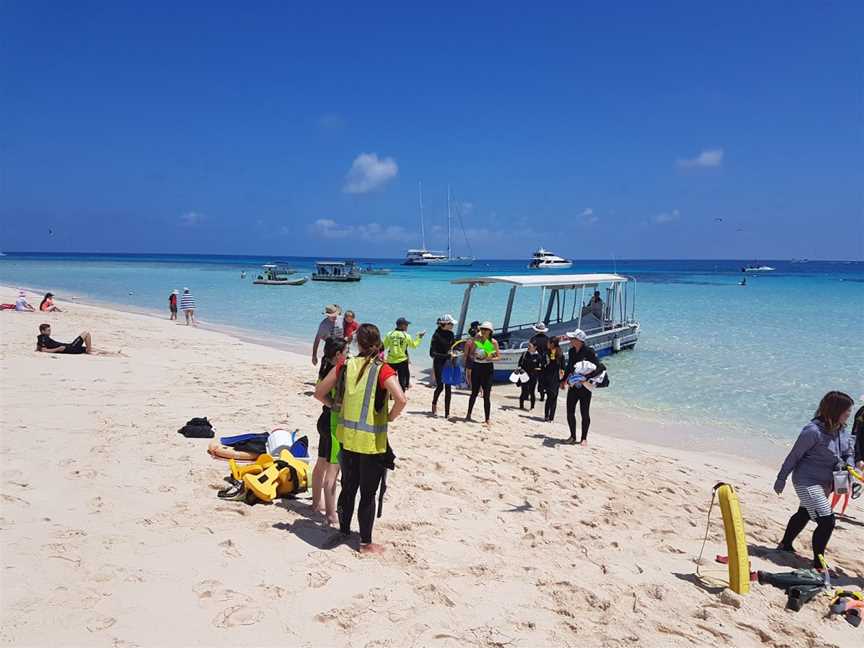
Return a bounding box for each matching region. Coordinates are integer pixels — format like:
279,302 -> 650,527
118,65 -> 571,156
430,314 -> 457,417
540,338 -> 564,421
168,290 -> 178,321
179,288 -> 196,325
311,336 -> 348,525
561,329 -> 605,445
383,317 -> 425,391
775,391 -> 855,569
464,321 -> 500,426
314,324 -> 407,554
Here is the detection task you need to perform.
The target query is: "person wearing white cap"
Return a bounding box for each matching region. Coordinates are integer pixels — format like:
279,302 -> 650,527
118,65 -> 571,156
15,290 -> 35,312
429,314 -> 457,417
529,322 -> 550,402
464,321 -> 500,426
168,289 -> 179,321
561,329 -> 605,445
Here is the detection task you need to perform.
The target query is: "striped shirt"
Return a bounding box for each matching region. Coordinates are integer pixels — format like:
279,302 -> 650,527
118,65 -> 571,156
179,293 -> 196,310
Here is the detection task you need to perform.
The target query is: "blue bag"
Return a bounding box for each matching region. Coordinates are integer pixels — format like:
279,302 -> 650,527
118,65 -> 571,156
442,359 -> 464,386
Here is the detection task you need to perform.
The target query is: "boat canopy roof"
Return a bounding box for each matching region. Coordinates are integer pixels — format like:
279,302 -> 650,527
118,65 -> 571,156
451,273 -> 629,288
315,261 -> 349,266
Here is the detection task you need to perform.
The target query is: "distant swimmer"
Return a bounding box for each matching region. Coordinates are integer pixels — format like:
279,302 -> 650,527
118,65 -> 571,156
240,271 -> 246,279
739,277 -> 747,286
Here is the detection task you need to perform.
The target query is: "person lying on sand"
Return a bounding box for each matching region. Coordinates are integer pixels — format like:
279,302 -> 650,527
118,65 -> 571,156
35,323 -> 92,354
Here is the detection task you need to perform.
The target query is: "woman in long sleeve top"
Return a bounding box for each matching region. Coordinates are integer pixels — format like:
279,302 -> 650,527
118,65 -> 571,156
561,330 -> 606,445
429,315 -> 457,418
774,391 -> 855,568
539,338 -> 564,422
517,342 -> 545,411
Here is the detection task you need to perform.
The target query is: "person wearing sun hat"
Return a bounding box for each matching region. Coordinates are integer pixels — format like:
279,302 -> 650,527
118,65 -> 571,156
430,314 -> 457,417
464,321 -> 500,426
561,329 -> 605,445
168,289 -> 179,321
529,322 -> 550,401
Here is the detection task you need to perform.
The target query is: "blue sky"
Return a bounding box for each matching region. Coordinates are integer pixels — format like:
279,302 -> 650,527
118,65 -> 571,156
2,2 -> 862,259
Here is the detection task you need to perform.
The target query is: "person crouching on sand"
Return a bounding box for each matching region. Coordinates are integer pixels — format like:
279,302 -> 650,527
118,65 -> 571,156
311,336 -> 348,525
314,323 -> 406,554
774,391 -> 855,569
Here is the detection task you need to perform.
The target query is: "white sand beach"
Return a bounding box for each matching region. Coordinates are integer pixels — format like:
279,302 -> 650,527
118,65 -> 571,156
1,288 -> 861,647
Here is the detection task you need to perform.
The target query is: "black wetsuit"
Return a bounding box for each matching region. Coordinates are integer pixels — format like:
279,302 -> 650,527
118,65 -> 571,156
430,327 -> 455,417
540,351 -> 564,421
529,332 -> 549,400
518,351 -> 544,410
562,345 -> 605,442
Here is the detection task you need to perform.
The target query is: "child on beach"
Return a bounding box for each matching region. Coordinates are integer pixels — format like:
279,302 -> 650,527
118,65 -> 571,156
774,391 -> 855,569
311,336 -> 348,524
383,317 -> 425,391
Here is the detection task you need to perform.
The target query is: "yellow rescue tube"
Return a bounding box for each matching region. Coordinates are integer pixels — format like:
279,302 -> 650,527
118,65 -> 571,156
716,483 -> 750,595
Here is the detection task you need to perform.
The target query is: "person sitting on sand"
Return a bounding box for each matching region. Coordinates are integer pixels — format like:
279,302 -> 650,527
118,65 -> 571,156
774,391 -> 855,569
35,323 -> 92,354
15,292 -> 35,312
312,304 -> 343,366
314,323 -> 407,554
39,292 -> 62,312
311,336 -> 348,525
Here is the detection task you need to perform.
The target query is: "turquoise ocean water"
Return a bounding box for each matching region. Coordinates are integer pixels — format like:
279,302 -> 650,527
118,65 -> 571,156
2,253 -> 862,445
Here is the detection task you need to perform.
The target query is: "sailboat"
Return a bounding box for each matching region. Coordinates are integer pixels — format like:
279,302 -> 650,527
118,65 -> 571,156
403,183 -> 475,266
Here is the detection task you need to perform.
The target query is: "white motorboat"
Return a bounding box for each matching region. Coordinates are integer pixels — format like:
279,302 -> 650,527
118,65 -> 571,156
311,261 -> 362,282
403,183 -> 474,266
741,265 -> 775,273
252,264 -> 307,285
451,273 -> 640,381
528,248 -> 573,269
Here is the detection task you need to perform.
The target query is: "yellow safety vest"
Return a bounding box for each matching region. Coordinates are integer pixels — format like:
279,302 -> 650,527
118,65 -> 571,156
335,357 -> 389,454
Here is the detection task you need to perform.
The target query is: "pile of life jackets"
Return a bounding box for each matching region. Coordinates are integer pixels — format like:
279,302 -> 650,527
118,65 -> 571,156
217,446 -> 310,505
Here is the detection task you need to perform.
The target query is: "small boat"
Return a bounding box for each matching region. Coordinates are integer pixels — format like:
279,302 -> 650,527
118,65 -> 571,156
451,273 -> 640,381
361,265 -> 391,275
528,248 -> 573,269
741,265 -> 775,273
253,264 -> 307,285
311,261 -> 362,282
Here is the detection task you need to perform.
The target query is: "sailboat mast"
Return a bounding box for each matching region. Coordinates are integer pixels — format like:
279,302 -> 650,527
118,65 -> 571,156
418,181 -> 426,250
447,185 -> 452,260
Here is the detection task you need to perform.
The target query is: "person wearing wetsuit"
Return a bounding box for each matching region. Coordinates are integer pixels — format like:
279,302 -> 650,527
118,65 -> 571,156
540,338 -> 564,422
464,321 -> 500,426
430,314 -> 457,418
775,391 -> 855,569
529,323 -> 549,401
518,342 -> 544,410
561,329 -> 605,445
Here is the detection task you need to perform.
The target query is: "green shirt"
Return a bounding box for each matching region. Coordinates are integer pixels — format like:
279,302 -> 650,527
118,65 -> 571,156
383,329 -> 422,364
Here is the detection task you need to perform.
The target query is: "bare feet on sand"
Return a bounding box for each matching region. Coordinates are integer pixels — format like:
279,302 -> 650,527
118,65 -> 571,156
431,405 -> 437,416
579,440 -> 588,446
326,513 -> 339,526
359,543 -> 385,555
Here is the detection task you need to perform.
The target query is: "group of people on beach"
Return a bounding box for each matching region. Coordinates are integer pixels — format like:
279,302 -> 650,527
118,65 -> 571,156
3,289 -> 96,355
167,288 -> 196,325
3,290 -> 62,312
306,304 -> 612,551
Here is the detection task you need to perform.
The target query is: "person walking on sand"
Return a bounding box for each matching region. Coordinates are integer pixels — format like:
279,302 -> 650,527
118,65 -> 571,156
314,323 -> 407,554
540,338 -> 564,422
775,391 -> 855,569
561,329 -> 605,445
168,290 -> 178,321
179,288 -> 196,325
530,322 -> 550,401
464,321 -> 500,426
311,336 -> 348,525
430,314 -> 457,417
383,317 -> 425,391
518,341 -> 544,411
343,310 -> 359,343
312,304 -> 343,366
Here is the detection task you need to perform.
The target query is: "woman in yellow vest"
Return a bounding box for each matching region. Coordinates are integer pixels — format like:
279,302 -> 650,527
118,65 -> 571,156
314,323 -> 407,554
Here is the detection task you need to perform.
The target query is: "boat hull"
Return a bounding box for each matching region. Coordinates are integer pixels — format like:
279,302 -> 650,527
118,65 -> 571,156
311,275 -> 361,282
528,262 -> 573,270
403,258 -> 474,267
253,277 -> 308,286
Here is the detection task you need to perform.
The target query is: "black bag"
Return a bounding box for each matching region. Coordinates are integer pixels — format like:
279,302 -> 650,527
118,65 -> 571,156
178,417 -> 214,439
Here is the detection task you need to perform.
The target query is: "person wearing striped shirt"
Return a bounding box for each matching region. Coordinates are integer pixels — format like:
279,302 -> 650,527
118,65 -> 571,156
179,287 -> 196,325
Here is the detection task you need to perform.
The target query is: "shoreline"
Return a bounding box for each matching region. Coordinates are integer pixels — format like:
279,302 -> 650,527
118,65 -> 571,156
2,287 -> 861,647
1,283 -> 791,468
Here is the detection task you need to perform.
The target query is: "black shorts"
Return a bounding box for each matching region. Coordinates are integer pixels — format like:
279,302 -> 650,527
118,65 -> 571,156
317,409 -> 332,460
170,305 -> 177,313
63,336 -> 87,355
391,360 -> 410,390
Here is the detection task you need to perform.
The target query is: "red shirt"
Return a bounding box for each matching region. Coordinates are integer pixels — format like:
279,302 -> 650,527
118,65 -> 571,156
343,319 -> 359,342
334,357 -> 396,388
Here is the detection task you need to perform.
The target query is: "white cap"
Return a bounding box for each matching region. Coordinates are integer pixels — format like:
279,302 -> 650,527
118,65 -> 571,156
532,322 -> 548,333
479,321 -> 494,331
438,313 -> 457,325
565,329 -> 587,342
183,287 -> 190,292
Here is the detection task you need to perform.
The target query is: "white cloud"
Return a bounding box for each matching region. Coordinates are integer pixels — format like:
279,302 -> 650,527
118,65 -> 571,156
677,148 -> 724,169
579,207 -> 599,225
653,209 -> 680,224
307,218 -> 413,242
343,153 -> 398,194
180,211 -> 205,226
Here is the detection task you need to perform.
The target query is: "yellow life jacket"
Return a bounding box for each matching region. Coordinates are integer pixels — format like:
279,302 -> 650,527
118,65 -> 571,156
336,356 -> 389,454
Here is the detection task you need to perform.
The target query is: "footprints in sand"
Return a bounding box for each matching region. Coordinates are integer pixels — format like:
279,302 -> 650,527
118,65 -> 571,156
212,605 -> 263,628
